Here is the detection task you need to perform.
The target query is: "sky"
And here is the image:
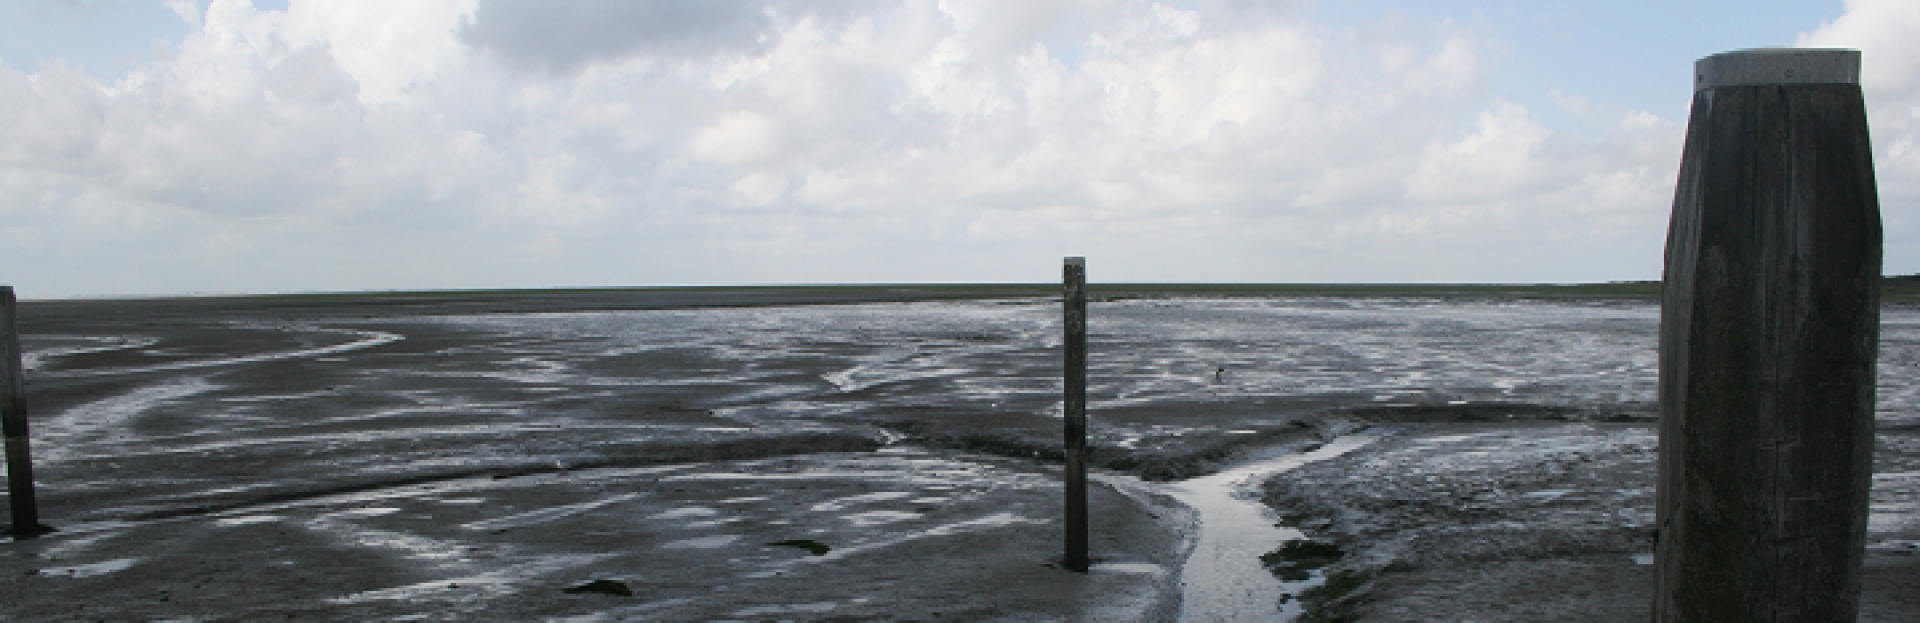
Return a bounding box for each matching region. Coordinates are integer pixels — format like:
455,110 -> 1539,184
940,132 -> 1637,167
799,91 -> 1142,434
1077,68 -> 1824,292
3,0 -> 1917,298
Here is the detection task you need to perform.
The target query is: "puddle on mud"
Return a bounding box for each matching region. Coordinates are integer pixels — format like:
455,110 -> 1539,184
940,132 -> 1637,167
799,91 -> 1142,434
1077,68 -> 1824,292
1090,561 -> 1168,576
37,377 -> 220,462
648,506 -> 719,521
1168,434 -> 1380,622
35,327 -> 402,379
811,491 -> 914,511
18,335 -> 160,372
731,601 -> 845,617
33,557 -> 139,578
462,493 -> 643,531
327,553 -> 620,605
214,514 -> 285,527
661,534 -> 742,549
845,510 -> 922,527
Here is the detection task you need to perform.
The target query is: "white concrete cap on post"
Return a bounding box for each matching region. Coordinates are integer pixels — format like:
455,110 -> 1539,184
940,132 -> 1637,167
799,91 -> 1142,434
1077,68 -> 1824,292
1695,48 -> 1860,90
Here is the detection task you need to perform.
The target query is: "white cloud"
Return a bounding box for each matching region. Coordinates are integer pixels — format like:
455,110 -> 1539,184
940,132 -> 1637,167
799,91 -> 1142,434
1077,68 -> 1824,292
460,0 -> 775,72
1,0 -> 1710,296
264,44 -> 357,104
689,111 -> 786,166
1405,100 -> 1551,203
728,170 -> 790,208
1800,0 -> 1920,255
165,0 -> 202,30
1799,0 -> 1920,97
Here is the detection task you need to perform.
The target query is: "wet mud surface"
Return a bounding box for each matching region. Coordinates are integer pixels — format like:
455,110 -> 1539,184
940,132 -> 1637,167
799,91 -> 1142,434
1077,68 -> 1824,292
7,447 -> 1188,621
1263,422 -> 1920,621
4,292 -> 1919,620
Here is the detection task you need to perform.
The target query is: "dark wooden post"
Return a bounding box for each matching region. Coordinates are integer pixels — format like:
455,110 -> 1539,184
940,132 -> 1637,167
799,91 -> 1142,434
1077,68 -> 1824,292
1063,257 -> 1088,572
1656,48 -> 1880,621
2,286 -> 45,537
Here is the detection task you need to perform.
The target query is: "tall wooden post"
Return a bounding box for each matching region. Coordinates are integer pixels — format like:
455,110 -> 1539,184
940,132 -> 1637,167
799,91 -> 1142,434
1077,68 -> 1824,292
2,286 -> 45,537
1063,257 -> 1089,572
1656,49 -> 1880,620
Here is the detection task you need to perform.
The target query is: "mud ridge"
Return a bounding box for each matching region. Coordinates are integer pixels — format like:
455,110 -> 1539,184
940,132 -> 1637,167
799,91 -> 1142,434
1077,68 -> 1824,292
121,430 -> 884,522
882,417 -> 1340,482
1334,402 -> 1655,425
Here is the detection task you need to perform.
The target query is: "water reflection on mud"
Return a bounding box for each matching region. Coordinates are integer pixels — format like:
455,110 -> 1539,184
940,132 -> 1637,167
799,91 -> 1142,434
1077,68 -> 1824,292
1169,434 -> 1381,622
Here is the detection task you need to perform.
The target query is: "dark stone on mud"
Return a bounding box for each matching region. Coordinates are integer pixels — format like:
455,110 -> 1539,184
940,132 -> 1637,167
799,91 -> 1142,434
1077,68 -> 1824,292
564,579 -> 633,596
768,539 -> 831,555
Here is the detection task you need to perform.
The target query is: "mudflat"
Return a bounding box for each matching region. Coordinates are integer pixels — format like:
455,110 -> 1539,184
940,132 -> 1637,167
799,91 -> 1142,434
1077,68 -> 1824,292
5,289 -> 1919,620
1263,420 -> 1920,622
5,289 -> 1201,621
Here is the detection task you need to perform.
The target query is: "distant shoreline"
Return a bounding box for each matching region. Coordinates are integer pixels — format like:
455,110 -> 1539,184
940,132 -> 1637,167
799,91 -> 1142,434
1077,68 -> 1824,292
22,277 -> 1920,316
19,281 -> 1662,306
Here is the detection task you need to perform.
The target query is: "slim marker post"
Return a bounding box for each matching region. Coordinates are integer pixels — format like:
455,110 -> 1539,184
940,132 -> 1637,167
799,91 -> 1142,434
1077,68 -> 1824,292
1656,49 -> 1880,620
1063,257 -> 1089,573
2,286 -> 44,537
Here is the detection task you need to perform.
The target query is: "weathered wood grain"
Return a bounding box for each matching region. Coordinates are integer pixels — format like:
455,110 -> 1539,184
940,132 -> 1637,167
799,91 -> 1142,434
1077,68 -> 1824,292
1656,50 -> 1880,621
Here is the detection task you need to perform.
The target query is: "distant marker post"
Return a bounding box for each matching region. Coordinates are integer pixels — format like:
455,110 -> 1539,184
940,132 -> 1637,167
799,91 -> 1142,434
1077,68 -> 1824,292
2,286 -> 45,537
1063,257 -> 1089,572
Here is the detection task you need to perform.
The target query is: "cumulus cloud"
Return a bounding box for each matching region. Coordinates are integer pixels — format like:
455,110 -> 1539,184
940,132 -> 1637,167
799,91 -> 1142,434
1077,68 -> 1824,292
1,0 -> 1710,296
1800,0 -> 1920,254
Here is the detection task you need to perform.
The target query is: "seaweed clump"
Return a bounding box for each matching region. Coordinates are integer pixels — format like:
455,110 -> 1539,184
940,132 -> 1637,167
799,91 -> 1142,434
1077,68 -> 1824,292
1259,540 -> 1344,581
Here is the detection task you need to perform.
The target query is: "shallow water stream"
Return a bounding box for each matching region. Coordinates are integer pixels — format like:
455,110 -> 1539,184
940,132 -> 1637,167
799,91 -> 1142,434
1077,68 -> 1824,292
1168,434 -> 1381,622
